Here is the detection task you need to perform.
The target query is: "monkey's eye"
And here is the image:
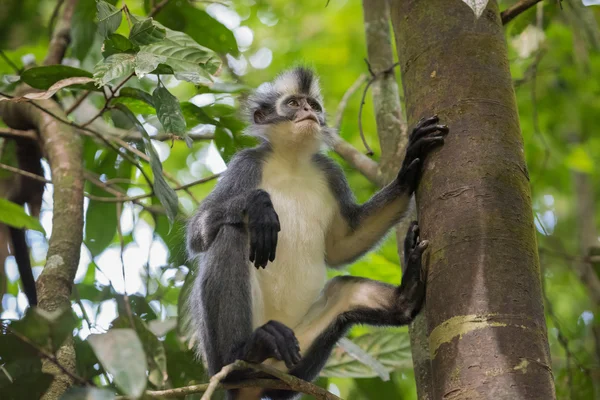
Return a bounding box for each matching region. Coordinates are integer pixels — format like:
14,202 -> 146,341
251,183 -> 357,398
308,99 -> 322,112
287,99 -> 299,107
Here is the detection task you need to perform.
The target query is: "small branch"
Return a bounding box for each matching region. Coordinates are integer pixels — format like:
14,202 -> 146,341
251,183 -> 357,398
149,0 -> 170,18
8,327 -> 89,387
82,73 -> 135,128
0,162 -> 51,184
120,380 -> 290,399
330,134 -> 380,185
0,50 -> 21,74
65,91 -> 91,115
0,127 -> 38,141
43,0 -> 77,66
0,93 -> 154,188
501,0 -> 544,25
334,73 -> 368,132
48,0 -> 66,37
201,360 -> 341,400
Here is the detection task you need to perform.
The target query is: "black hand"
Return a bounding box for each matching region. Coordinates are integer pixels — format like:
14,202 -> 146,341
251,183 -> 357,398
242,320 -> 302,370
397,115 -> 449,193
247,189 -> 280,269
403,221 -> 428,284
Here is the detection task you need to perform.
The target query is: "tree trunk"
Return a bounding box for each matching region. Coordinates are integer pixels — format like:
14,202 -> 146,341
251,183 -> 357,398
390,1 -> 556,399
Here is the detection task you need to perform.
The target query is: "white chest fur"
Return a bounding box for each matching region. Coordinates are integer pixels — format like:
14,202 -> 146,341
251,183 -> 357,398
250,153 -> 337,330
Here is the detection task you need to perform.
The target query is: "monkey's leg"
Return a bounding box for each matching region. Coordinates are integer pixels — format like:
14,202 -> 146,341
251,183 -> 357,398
263,229 -> 427,400
194,224 -> 301,400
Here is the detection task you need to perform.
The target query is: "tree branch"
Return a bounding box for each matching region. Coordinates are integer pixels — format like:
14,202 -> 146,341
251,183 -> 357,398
7,327 -> 90,387
329,133 -> 380,185
44,0 -> 77,66
501,0 -> 544,25
0,162 -> 51,184
334,74 -> 368,132
0,127 -> 37,141
201,360 -> 341,400
149,0 -> 170,18
330,75 -> 380,185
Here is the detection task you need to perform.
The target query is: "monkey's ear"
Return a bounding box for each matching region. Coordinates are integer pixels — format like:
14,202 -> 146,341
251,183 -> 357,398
254,109 -> 267,124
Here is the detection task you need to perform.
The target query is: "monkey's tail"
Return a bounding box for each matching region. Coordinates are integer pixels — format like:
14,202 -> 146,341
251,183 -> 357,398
8,227 -> 37,306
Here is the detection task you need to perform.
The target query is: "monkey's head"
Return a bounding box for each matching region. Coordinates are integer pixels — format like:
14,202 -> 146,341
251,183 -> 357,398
246,67 -> 328,151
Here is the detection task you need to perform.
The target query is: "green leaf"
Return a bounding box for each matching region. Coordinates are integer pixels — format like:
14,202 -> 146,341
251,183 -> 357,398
129,18 -> 166,46
112,315 -> 168,387
84,150 -> 131,256
0,198 -> 45,234
214,127 -> 235,162
113,104 -> 179,225
11,308 -> 78,353
119,87 -> 154,106
96,0 -> 122,38
0,357 -> 53,400
153,86 -> 189,146
154,2 -> 238,55
321,330 -> 412,378
102,33 -> 138,58
71,0 -> 100,61
93,53 -> 135,86
88,329 -> 147,398
20,65 -> 93,90
133,52 -> 163,78
136,28 -> 215,85
180,102 -> 218,127
61,387 -> 115,400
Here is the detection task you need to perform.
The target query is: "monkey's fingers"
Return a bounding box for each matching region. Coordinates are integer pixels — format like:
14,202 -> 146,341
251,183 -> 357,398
404,221 -> 419,250
256,229 -> 267,268
411,124 -> 449,142
264,322 -> 301,368
269,227 -> 278,262
411,115 -> 439,139
249,228 -> 258,264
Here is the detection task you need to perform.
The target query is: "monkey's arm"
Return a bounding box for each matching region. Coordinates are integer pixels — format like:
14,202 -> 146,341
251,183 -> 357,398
186,147 -> 279,268
322,116 -> 448,267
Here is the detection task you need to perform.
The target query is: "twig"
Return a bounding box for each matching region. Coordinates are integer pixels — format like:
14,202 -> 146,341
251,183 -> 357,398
117,380 -> 289,398
358,60 -> 400,157
0,162 -> 51,184
0,127 -> 37,141
201,360 -> 341,400
48,0 -> 66,37
149,0 -> 171,18
82,73 -> 135,127
334,73 -> 368,132
83,171 -> 164,214
0,50 -> 21,74
84,174 -> 218,202
7,326 -> 90,387
0,92 -> 153,188
501,0 -> 544,25
65,90 -> 91,115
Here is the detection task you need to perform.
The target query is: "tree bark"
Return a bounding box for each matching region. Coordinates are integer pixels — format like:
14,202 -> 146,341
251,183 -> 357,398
0,1 -> 82,399
390,1 -> 555,399
362,1 -> 432,399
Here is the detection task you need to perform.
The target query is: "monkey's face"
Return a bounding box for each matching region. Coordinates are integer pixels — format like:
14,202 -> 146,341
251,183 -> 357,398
280,95 -> 325,135
253,94 -> 326,146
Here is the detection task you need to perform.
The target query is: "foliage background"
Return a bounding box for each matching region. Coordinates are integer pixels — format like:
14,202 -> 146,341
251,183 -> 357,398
0,0 -> 599,399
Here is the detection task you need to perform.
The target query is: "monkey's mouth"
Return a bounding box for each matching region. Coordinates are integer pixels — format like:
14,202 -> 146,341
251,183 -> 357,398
295,115 -> 319,124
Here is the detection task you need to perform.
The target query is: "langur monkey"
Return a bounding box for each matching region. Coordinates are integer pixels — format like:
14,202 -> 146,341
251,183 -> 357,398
186,67 -> 448,399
